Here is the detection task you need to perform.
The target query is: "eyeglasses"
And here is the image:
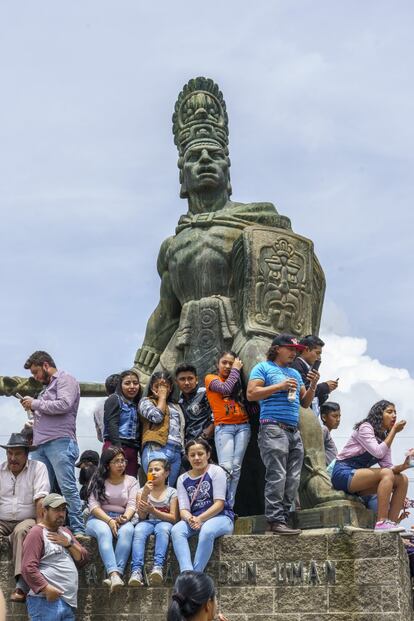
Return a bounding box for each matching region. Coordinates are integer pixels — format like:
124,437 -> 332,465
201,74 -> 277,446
111,459 -> 128,465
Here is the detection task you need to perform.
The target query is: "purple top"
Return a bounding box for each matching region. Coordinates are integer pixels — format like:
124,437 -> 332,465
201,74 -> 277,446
31,370 -> 80,445
337,422 -> 393,468
209,368 -> 240,396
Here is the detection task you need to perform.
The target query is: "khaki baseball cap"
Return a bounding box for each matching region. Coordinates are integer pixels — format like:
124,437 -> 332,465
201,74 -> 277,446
42,493 -> 67,509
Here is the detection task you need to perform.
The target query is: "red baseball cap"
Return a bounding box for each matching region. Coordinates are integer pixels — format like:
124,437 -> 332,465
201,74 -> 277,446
271,334 -> 306,351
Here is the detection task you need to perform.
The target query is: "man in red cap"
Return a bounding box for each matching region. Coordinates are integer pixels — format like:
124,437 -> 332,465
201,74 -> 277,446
247,334 -> 319,534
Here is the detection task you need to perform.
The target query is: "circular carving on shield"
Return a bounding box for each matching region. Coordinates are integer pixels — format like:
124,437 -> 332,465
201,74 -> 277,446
199,329 -> 215,349
201,309 -> 216,327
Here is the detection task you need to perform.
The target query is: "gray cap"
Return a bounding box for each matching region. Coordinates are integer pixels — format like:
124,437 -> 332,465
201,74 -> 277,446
42,493 -> 67,509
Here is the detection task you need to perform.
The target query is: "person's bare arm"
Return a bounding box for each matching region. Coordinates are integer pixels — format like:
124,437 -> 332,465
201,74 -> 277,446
299,370 -> 319,408
35,498 -> 44,523
247,378 -> 292,401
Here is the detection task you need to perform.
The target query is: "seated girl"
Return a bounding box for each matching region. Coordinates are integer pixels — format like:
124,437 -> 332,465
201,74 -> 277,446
205,351 -> 250,508
129,457 -> 178,587
86,447 -> 138,591
171,438 -> 234,572
331,400 -> 409,532
139,371 -> 185,486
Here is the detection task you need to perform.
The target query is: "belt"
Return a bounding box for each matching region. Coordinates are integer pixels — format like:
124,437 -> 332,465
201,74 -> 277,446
260,420 -> 298,433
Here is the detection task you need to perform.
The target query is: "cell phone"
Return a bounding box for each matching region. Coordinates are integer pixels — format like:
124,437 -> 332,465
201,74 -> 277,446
311,360 -> 321,372
14,393 -> 24,400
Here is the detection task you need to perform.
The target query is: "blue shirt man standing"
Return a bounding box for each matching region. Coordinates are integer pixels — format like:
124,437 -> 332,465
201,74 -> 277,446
247,334 -> 319,535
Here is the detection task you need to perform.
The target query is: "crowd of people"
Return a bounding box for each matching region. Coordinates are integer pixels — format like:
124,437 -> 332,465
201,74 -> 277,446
0,336 -> 412,619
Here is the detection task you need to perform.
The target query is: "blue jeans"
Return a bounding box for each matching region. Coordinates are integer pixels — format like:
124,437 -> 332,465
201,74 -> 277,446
86,513 -> 134,575
141,441 -> 182,487
26,596 -> 75,621
131,520 -> 172,571
30,437 -> 84,534
171,515 -> 233,572
214,423 -> 251,507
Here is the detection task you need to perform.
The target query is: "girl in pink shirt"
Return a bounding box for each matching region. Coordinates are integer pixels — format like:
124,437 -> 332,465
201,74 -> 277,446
332,400 -> 409,532
86,447 -> 138,592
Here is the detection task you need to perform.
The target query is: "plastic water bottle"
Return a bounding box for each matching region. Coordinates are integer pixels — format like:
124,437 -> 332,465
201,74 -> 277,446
287,387 -> 296,402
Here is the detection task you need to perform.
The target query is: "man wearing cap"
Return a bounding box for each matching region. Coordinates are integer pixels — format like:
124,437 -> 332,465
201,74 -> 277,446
0,433 -> 50,602
19,350 -> 86,539
247,334 -> 320,535
22,493 -> 89,621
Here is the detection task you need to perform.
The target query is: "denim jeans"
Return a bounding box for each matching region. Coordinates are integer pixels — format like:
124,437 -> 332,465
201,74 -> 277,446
141,441 -> 182,487
85,513 -> 134,575
257,424 -> 304,523
131,519 -> 172,571
214,423 -> 251,507
171,515 -> 233,572
30,437 -> 84,534
26,596 -> 75,621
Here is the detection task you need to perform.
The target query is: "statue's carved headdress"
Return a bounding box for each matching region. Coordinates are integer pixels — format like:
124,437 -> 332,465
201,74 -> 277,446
173,77 -> 229,156
173,77 -> 231,198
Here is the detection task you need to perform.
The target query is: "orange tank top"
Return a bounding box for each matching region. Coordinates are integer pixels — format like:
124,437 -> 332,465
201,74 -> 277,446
205,374 -> 249,425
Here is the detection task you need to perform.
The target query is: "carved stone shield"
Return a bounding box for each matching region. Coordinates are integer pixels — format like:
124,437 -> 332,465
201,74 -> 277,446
233,226 -> 325,339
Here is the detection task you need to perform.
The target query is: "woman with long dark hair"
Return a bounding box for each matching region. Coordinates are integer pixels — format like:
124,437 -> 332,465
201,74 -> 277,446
103,369 -> 142,477
85,447 -> 138,591
167,571 -> 229,621
139,371 -> 185,486
205,351 -> 250,507
331,400 -> 409,532
171,438 -> 234,572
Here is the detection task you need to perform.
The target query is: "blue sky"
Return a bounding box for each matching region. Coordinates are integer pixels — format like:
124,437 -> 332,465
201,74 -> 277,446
1,2 -> 413,382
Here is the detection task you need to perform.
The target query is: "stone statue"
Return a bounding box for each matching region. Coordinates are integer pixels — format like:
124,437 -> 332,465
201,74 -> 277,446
133,77 -> 353,518
0,76 -> 369,524
134,77 -> 324,384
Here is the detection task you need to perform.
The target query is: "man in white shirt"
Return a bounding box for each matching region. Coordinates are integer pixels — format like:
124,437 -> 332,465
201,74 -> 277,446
0,433 -> 50,603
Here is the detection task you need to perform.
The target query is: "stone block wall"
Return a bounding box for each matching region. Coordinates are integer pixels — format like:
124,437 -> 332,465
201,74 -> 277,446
1,528 -> 412,621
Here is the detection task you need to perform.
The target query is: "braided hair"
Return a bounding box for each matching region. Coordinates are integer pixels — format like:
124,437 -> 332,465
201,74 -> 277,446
167,571 -> 216,621
354,400 -> 395,441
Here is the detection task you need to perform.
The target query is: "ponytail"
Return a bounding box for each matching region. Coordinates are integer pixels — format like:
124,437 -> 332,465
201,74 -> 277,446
167,571 -> 215,621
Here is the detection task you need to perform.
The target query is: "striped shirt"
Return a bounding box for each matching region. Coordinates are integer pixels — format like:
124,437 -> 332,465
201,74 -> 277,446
249,361 -> 304,426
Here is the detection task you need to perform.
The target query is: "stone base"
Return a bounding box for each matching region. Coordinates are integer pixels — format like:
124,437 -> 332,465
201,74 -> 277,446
291,502 -> 376,530
2,529 -> 412,620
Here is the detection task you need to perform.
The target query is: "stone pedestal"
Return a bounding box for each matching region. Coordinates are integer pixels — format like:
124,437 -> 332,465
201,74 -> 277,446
2,529 -> 412,620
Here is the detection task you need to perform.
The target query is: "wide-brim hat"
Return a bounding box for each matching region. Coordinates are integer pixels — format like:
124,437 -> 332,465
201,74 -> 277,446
0,432 -> 36,451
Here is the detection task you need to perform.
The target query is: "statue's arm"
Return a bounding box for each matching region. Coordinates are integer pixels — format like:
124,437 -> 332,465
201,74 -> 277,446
134,237 -> 181,378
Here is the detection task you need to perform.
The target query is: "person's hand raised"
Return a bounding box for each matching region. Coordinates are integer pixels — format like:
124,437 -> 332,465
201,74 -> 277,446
232,358 -> 243,371
394,419 -> 406,433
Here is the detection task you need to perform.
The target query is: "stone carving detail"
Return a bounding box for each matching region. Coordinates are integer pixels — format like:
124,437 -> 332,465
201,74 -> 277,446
234,226 -> 321,342
255,237 -> 308,334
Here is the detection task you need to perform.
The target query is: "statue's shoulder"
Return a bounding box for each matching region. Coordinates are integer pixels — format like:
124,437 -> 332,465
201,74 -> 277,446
227,200 -> 291,229
157,236 -> 174,275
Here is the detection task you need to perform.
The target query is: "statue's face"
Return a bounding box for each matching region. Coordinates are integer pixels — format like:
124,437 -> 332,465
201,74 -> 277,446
182,144 -> 229,194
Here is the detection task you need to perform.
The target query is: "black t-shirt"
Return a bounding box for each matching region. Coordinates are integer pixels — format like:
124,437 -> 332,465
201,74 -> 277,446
179,388 -> 213,442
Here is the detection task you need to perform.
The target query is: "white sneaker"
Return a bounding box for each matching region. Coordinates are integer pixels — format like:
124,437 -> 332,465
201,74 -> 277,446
128,570 -> 144,587
149,566 -> 163,585
102,578 -> 111,588
110,573 -> 124,592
